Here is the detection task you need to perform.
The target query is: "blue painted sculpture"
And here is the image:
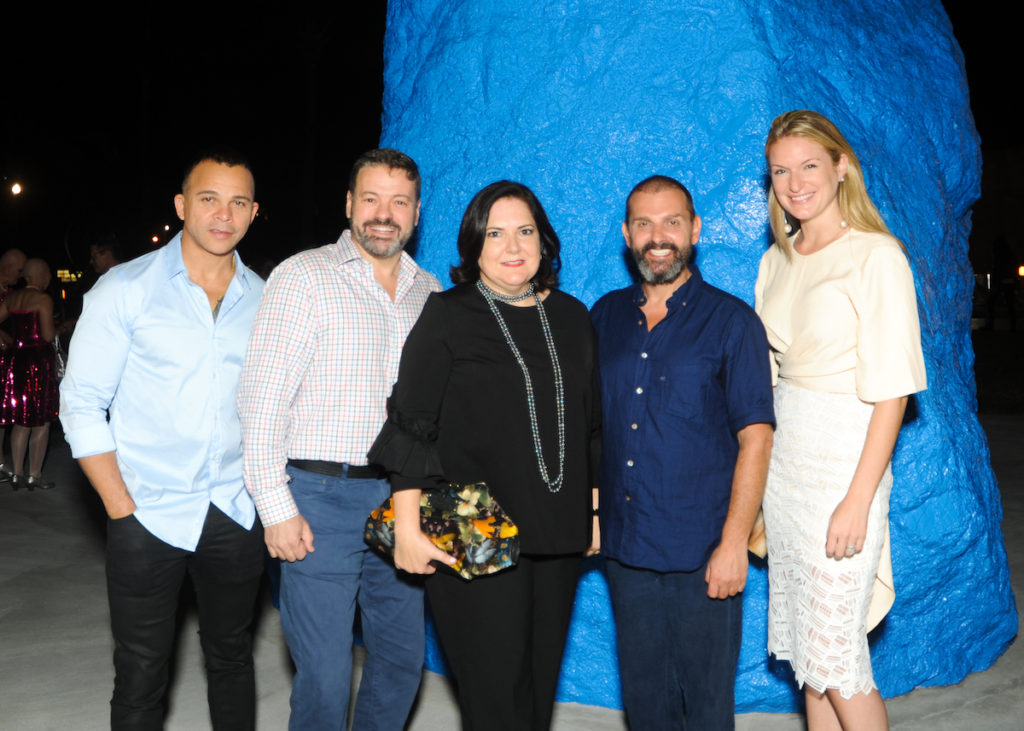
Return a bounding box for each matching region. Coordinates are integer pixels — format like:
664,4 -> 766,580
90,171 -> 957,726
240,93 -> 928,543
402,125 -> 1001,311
381,0 -> 1016,712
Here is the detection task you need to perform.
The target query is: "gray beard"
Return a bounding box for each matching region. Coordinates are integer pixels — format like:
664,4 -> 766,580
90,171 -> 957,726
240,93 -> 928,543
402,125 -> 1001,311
633,242 -> 691,284
350,220 -> 408,259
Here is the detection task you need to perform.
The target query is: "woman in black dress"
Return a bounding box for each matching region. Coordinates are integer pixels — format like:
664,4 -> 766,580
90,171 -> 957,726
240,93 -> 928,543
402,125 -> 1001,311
369,181 -> 599,730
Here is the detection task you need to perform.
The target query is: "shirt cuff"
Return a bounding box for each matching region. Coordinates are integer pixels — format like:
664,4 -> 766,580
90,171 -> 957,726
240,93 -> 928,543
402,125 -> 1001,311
65,422 -> 117,459
251,482 -> 300,526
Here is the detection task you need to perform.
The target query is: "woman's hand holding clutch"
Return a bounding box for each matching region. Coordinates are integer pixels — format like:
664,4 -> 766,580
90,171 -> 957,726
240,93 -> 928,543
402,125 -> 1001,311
393,488 -> 457,574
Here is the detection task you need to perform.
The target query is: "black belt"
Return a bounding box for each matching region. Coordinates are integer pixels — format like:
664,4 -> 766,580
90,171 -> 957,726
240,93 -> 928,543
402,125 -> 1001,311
286,459 -> 385,480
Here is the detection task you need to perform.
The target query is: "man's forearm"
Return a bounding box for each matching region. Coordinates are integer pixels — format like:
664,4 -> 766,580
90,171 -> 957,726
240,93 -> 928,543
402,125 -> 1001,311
720,422 -> 773,547
78,452 -> 136,519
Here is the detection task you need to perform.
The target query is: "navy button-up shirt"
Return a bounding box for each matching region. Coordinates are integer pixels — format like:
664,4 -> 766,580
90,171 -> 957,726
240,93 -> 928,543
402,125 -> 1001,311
591,266 -> 774,572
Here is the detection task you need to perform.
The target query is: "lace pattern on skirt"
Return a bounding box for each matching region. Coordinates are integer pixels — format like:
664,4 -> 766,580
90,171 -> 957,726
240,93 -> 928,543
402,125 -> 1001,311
763,380 -> 891,699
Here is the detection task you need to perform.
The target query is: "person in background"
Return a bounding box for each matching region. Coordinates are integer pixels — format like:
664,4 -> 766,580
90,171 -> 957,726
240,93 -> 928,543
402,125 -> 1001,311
0,247 -> 27,480
0,258 -> 58,489
90,235 -> 122,276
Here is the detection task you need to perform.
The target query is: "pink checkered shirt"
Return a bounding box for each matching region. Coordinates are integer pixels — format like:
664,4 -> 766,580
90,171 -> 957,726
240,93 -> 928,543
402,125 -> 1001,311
238,231 -> 441,525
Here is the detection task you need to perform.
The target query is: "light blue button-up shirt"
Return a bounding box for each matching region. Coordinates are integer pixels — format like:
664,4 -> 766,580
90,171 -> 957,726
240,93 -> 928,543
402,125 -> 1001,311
60,234 -> 263,551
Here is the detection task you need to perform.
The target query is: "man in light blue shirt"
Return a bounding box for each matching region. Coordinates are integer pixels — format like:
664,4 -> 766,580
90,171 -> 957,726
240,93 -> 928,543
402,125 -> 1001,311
60,150 -> 265,730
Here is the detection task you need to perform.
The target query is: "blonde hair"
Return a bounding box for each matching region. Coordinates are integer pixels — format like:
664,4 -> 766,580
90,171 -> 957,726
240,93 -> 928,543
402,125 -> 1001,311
765,110 -> 891,255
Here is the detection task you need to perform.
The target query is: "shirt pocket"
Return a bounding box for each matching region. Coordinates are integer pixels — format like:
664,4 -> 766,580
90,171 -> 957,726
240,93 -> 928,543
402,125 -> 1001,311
656,362 -> 711,422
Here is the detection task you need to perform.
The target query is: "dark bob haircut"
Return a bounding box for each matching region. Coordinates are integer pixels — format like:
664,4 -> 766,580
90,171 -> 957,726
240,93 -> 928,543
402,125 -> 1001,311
450,180 -> 561,290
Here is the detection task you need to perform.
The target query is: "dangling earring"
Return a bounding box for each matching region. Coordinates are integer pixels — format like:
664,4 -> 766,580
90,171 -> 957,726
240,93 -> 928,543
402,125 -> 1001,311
784,223 -> 792,234
838,177 -> 847,227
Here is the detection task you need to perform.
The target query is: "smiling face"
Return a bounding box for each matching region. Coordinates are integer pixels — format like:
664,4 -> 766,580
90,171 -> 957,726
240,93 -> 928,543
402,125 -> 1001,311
768,135 -> 848,227
174,160 -> 258,260
623,187 -> 701,286
346,164 -> 420,261
477,196 -> 542,297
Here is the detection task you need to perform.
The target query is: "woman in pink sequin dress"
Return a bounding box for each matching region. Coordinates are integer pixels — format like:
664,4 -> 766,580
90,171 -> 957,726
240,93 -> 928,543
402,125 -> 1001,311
0,259 -> 58,489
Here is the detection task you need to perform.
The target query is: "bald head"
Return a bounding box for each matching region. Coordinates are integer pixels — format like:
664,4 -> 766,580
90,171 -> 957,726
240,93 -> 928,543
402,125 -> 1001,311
0,249 -> 26,286
22,259 -> 51,289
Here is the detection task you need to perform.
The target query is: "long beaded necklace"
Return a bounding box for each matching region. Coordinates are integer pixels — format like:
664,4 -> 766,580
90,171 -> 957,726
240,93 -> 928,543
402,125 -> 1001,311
476,279 -> 566,493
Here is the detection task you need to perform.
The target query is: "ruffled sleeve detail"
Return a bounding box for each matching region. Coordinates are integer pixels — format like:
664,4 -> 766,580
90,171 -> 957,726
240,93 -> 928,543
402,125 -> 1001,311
367,402 -> 445,491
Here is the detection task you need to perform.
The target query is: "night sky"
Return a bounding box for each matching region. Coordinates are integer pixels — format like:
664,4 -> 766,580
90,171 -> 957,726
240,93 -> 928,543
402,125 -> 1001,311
0,4 -> 1008,285
2,7 -> 387,274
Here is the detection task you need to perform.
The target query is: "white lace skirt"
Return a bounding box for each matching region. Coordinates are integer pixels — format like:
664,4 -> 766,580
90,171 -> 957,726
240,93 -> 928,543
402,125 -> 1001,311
764,380 -> 891,698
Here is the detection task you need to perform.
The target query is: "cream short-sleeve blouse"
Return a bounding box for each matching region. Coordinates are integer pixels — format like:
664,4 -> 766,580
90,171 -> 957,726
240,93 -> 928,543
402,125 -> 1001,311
754,229 -> 927,402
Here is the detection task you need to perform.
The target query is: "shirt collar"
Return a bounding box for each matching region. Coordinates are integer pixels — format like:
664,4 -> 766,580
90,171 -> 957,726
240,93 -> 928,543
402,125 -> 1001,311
163,233 -> 188,279
335,229 -> 364,265
161,231 -> 254,291
630,264 -> 705,308
335,229 -> 419,280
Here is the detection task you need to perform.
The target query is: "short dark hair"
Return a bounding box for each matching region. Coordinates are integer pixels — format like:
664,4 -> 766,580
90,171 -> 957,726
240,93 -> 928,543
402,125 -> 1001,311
91,233 -> 121,261
181,147 -> 254,192
624,175 -> 695,222
348,148 -> 421,200
450,180 -> 561,290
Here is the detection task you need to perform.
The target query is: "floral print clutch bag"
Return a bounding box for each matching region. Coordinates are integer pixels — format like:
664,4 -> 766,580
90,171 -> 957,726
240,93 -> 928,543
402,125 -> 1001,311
365,482 -> 520,581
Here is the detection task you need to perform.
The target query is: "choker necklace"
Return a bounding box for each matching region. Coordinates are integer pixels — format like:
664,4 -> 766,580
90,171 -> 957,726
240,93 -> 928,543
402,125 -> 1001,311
479,281 -> 536,303
476,279 -> 566,493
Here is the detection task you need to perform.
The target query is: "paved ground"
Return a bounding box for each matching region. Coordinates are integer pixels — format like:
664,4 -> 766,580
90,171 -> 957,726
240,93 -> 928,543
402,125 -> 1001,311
0,413 -> 1020,730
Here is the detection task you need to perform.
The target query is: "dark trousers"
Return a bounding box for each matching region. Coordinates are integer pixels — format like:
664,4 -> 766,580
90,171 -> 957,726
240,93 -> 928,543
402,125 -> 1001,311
605,559 -> 742,731
427,553 -> 582,731
105,505 -> 265,731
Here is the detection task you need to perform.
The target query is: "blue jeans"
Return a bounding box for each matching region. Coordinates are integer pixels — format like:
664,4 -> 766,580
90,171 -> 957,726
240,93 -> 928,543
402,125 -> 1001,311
280,466 -> 425,731
605,559 -> 742,731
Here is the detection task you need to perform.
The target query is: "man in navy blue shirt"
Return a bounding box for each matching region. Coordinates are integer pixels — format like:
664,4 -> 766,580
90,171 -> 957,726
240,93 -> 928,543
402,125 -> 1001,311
591,175 -> 774,730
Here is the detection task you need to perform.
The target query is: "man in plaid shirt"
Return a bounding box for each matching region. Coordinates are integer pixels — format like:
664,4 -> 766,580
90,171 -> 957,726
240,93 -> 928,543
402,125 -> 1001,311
238,149 -> 441,730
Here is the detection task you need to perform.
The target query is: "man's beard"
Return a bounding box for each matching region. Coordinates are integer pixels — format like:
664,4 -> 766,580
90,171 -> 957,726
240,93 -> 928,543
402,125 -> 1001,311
351,218 -> 409,259
633,241 -> 691,284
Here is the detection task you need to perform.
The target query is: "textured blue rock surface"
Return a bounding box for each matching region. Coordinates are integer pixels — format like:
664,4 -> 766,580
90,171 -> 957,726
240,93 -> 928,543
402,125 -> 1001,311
382,0 -> 1016,713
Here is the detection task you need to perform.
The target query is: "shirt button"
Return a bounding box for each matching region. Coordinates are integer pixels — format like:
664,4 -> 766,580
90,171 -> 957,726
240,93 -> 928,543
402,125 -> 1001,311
640,352 -> 648,359
631,423 -> 638,430
626,459 -> 634,467
635,387 -> 643,395
625,495 -> 631,502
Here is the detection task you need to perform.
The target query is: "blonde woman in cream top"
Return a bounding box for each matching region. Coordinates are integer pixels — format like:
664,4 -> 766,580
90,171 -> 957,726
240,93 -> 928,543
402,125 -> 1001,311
754,110 -> 926,731
756,229 -> 926,399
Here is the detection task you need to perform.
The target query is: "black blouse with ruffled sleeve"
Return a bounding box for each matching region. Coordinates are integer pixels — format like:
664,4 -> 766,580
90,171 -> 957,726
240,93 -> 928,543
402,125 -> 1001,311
369,283 -> 600,555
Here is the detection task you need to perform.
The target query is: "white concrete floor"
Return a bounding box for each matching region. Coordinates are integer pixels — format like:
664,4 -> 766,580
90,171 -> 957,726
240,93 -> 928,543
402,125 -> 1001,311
1,414 -> 1020,730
